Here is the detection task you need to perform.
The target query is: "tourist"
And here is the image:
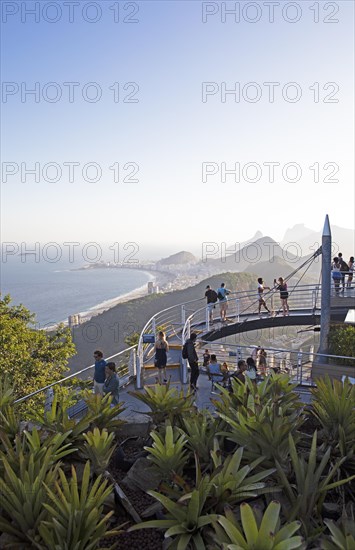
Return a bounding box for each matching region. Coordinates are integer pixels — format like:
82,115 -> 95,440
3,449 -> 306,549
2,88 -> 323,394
245,357 -> 257,383
228,359 -> 247,390
93,350 -> 107,395
103,362 -> 120,406
185,332 -> 199,392
257,278 -> 271,315
154,331 -> 169,384
217,282 -> 231,322
258,348 -> 267,375
208,354 -> 228,386
347,256 -> 354,288
203,349 -> 211,368
205,285 -> 218,324
274,277 -> 290,316
331,257 -> 342,294
338,253 -> 349,292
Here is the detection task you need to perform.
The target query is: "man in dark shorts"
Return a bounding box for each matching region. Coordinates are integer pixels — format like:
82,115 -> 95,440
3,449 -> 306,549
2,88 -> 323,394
205,285 -> 218,324
185,332 -> 199,392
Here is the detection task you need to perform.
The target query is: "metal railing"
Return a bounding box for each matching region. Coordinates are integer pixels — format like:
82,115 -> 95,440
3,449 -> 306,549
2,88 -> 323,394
15,345 -> 138,406
136,296 -> 205,388
193,341 -> 355,386
182,284 -> 323,342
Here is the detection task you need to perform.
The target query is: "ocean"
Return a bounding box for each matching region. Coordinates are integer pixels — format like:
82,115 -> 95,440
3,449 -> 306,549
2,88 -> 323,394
0,256 -> 153,327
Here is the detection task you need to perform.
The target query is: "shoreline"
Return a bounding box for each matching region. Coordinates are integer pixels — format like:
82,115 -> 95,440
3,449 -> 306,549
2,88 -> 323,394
46,269 -> 176,330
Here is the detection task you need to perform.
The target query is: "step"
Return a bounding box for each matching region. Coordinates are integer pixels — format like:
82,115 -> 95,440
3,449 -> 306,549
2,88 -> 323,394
144,363 -> 180,370
168,344 -> 182,350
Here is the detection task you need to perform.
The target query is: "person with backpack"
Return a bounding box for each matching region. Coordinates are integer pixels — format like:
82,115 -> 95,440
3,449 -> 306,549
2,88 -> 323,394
217,282 -> 230,323
331,257 -> 342,294
182,332 -> 199,392
205,285 -> 218,324
273,276 -> 290,316
338,252 -> 349,292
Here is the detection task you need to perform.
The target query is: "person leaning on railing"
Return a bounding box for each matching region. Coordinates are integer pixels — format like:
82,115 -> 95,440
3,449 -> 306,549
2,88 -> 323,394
103,362 -> 120,406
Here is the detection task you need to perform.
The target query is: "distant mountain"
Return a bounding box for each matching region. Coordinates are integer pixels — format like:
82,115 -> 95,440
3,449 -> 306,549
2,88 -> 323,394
243,255 -> 318,285
226,230 -> 263,253
206,236 -> 298,273
158,251 -> 198,265
281,223 -> 354,257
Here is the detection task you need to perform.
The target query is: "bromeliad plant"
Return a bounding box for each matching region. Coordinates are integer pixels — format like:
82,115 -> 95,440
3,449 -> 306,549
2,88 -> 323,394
213,501 -> 304,549
0,375 -> 20,440
81,427 -> 117,474
84,391 -> 126,432
144,423 -> 190,480
205,443 -> 278,513
321,517 -> 355,549
218,397 -> 305,468
32,461 -> 119,550
311,376 -> 355,473
275,431 -> 355,538
181,411 -> 219,470
29,390 -> 91,443
129,381 -> 196,427
0,444 -> 62,547
129,476 -> 218,550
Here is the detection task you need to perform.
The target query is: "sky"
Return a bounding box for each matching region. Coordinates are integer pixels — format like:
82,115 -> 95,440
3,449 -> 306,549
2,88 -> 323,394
1,0 -> 354,260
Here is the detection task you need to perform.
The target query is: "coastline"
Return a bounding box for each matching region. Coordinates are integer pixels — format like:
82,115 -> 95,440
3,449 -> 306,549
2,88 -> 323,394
47,269 -> 176,330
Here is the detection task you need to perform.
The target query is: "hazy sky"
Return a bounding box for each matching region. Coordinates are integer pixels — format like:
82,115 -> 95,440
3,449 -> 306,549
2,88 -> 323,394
1,0 -> 354,257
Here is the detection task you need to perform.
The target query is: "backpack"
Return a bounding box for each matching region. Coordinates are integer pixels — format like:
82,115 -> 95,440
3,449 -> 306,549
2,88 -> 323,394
210,290 -> 218,303
182,342 -> 189,359
217,291 -> 225,300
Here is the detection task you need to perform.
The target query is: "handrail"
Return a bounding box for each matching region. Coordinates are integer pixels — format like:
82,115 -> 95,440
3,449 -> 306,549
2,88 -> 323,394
198,340 -> 355,362
14,345 -> 137,404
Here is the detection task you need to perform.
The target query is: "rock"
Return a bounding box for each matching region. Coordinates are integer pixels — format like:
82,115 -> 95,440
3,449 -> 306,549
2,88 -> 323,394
122,458 -> 161,492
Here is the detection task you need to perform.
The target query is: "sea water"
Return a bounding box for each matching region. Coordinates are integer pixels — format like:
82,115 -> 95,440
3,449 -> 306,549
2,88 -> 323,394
1,255 -> 153,327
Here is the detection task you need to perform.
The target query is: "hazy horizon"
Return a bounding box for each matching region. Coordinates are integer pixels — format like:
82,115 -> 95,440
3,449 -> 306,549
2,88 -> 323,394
1,1 -> 354,247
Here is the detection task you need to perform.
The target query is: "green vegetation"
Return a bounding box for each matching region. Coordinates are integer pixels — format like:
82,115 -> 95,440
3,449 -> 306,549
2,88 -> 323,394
328,325 -> 355,364
0,294 -> 75,410
0,379 -> 122,548
130,375 -> 355,549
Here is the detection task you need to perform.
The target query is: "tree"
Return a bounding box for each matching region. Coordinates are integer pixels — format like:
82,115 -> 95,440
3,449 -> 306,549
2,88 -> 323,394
328,324 -> 355,366
0,294 -> 76,401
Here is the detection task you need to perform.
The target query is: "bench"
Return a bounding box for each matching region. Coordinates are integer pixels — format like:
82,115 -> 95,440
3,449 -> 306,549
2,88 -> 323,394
67,399 -> 88,419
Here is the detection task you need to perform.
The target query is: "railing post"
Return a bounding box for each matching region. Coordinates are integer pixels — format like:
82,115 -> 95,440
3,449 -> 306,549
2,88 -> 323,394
206,307 -> 210,332
136,339 -> 144,389
297,351 -> 302,383
181,305 -> 186,327
236,298 -> 240,322
312,289 -> 316,312
237,346 -> 242,361
129,348 -> 137,377
44,388 -> 54,413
